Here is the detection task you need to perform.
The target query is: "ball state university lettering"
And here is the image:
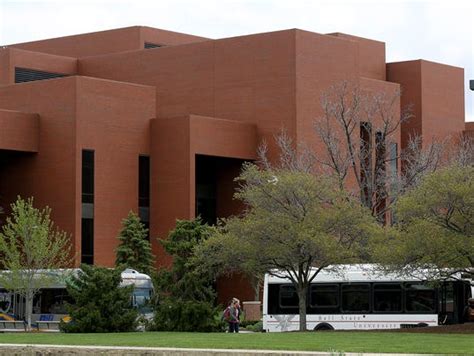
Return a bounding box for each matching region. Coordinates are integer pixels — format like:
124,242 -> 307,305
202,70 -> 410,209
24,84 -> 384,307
0,26 -> 471,302
318,315 -> 363,321
317,316 -> 424,329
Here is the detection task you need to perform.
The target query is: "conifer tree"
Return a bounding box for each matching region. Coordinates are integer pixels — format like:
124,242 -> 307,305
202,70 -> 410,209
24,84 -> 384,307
61,264 -> 138,332
151,218 -> 222,332
115,211 -> 154,274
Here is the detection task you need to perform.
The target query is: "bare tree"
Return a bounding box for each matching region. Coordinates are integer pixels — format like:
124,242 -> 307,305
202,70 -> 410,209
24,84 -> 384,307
446,133 -> 474,167
396,135 -> 444,191
257,130 -> 317,174
315,80 -> 427,221
316,81 -> 473,223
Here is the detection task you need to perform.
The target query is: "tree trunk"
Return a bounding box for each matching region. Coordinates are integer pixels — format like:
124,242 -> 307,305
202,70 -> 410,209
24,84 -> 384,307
297,284 -> 308,331
26,291 -> 33,332
251,275 -> 261,301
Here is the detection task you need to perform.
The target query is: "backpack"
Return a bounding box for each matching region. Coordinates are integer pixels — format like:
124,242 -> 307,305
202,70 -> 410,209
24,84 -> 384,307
222,307 -> 231,322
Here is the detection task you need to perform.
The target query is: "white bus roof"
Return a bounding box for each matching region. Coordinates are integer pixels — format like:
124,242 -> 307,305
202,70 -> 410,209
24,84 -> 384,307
120,268 -> 152,288
0,268 -> 152,289
265,264 -> 456,284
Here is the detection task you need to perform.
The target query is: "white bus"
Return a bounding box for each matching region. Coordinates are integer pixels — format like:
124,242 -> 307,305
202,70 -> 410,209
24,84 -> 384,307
0,268 -> 153,325
263,265 -> 473,332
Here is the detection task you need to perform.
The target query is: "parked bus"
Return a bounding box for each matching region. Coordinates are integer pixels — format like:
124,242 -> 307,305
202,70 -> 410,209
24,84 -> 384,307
0,268 -> 153,324
263,265 -> 473,332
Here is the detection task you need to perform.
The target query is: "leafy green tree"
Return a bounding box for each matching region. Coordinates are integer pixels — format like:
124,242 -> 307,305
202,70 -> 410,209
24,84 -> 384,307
152,218 -> 221,331
61,264 -> 138,333
194,163 -> 381,331
0,196 -> 72,331
115,211 -> 154,275
373,165 -> 474,281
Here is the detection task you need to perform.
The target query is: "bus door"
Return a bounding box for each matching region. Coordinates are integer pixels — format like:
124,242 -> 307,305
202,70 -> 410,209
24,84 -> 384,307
7,293 -> 25,320
439,282 -> 455,324
440,281 -> 471,324
454,281 -> 471,324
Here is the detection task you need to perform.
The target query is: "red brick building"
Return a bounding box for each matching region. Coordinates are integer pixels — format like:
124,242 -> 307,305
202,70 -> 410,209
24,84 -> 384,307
0,26 -> 469,302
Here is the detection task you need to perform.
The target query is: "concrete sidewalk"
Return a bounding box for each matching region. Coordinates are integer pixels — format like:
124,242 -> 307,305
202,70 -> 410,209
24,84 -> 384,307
0,344 -> 447,356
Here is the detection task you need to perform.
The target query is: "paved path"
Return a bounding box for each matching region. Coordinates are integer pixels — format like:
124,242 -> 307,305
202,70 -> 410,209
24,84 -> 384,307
0,344 -> 444,356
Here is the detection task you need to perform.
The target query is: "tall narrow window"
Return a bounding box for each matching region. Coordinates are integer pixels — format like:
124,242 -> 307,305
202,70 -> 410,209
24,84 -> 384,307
375,131 -> 386,222
389,143 -> 398,177
375,131 -> 386,177
139,155 -> 150,239
360,122 -> 372,207
389,142 -> 399,224
81,150 -> 94,264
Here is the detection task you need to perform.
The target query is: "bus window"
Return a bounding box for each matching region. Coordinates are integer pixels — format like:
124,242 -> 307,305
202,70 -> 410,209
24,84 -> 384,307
0,291 -> 11,314
373,283 -> 402,312
133,288 -> 153,314
310,284 -> 339,311
342,284 -> 370,312
39,289 -> 71,314
279,285 -> 299,308
405,283 -> 436,313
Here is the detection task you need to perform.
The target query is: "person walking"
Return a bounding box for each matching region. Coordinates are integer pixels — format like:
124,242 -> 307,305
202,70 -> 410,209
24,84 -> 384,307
233,298 -> 242,323
224,299 -> 240,333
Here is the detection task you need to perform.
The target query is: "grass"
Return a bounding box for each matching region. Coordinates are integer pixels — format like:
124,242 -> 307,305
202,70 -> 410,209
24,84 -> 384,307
0,331 -> 473,354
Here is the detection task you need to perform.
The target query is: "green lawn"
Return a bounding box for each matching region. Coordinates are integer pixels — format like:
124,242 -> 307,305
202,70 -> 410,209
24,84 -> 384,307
0,332 -> 473,354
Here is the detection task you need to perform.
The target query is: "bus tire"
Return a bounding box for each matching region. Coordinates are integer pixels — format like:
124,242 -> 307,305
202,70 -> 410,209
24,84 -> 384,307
314,323 -> 334,331
417,323 -> 428,328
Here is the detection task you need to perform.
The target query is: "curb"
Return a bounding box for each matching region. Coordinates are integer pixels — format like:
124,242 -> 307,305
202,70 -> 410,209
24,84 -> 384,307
0,344 -> 447,356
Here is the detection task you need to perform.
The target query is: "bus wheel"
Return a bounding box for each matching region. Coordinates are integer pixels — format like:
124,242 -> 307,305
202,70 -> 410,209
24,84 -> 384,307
417,323 -> 428,328
314,323 -> 334,331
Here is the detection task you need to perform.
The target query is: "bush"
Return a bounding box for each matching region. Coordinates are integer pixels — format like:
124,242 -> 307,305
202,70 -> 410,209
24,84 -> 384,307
244,321 -> 263,332
60,265 -> 138,333
240,320 -> 260,328
150,298 -> 224,332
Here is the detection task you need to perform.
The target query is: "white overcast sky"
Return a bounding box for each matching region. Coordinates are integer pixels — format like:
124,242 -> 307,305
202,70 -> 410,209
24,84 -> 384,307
1,0 -> 473,122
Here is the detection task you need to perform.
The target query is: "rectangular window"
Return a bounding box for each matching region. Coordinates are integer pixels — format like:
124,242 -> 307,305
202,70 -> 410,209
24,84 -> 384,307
310,284 -> 339,308
15,67 -> 67,83
138,155 -> 150,208
138,155 -> 150,239
389,142 -> 398,224
373,283 -> 402,312
144,42 -> 163,49
342,284 -> 370,312
375,131 -> 387,184
389,143 -> 398,176
279,285 -> 299,308
81,150 -> 94,264
375,131 -> 387,222
195,155 -> 217,225
38,289 -> 73,314
81,218 -> 94,265
405,283 -> 436,313
360,122 -> 372,205
82,150 -> 94,204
